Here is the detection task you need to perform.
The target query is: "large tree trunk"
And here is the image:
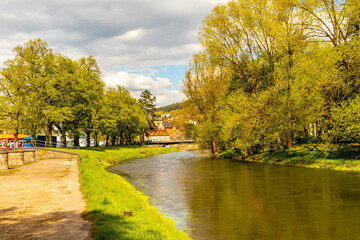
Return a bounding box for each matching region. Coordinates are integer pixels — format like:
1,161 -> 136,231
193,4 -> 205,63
31,131 -> 36,147
45,119 -> 52,148
61,135 -> 67,147
86,130 -> 91,147
94,131 -> 98,147
74,131 -> 80,147
14,132 -> 18,149
211,136 -> 220,157
120,132 -> 124,145
286,48 -> 293,149
140,133 -> 145,145
111,135 -> 116,146
13,114 -> 20,149
55,124 -> 67,148
60,129 -> 67,148
106,135 -> 109,146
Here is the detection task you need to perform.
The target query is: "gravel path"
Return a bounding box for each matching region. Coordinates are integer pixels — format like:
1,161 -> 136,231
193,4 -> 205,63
0,157 -> 92,240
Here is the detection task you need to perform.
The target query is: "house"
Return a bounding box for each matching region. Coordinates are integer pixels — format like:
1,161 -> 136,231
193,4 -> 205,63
23,135 -> 58,148
161,114 -> 170,119
154,120 -> 164,129
146,129 -> 171,142
145,118 -> 183,142
162,121 -> 182,141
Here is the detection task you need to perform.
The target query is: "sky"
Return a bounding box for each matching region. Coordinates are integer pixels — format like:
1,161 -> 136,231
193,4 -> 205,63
0,0 -> 228,106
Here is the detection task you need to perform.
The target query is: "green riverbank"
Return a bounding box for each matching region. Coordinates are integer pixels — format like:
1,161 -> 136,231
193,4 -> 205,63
75,146 -> 191,240
241,144 -> 360,172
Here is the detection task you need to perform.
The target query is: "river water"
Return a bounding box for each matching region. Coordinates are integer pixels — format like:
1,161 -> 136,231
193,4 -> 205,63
108,151 -> 360,240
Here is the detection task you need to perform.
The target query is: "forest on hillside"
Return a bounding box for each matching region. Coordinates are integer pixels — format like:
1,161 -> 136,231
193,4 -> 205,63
182,0 -> 360,156
157,102 -> 183,112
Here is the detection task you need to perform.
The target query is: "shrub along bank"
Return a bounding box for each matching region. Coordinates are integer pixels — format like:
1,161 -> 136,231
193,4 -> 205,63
240,144 -> 360,172
75,146 -> 190,240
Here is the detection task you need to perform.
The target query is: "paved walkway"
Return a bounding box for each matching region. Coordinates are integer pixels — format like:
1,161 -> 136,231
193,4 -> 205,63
0,157 -> 92,239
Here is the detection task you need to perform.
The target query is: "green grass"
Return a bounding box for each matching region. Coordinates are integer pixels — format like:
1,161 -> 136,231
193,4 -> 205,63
73,146 -> 191,240
243,144 -> 360,172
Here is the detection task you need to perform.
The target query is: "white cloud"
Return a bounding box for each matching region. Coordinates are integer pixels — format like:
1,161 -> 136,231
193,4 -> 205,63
0,0 -> 228,67
155,90 -> 184,106
103,71 -> 184,106
0,0 -> 228,104
116,28 -> 148,42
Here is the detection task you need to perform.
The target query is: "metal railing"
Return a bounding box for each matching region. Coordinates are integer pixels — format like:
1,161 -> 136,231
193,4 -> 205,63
17,139 -> 80,154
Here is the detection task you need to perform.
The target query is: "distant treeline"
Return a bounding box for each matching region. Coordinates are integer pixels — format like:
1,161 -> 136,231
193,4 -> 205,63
157,102 -> 182,112
182,0 -> 360,156
0,39 -> 154,147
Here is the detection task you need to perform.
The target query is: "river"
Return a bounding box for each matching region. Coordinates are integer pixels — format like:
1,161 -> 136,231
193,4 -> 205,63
108,151 -> 360,240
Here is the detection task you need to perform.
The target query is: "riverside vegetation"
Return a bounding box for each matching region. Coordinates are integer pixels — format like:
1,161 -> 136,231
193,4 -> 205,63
74,146 -> 190,240
237,144 -> 360,172
182,0 -> 360,161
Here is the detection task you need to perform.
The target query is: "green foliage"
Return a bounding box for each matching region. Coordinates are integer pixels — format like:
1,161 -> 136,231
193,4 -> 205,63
138,90 -> 157,136
0,39 -> 151,147
100,86 -> 148,145
76,146 -> 190,240
156,102 -> 183,112
244,144 -> 360,172
0,39 -> 53,143
330,97 -> 360,143
182,53 -> 228,156
139,90 -> 156,117
183,0 -> 360,157
182,122 -> 198,139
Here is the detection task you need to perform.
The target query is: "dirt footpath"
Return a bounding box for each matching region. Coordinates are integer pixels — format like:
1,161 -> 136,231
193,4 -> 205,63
0,157 -> 92,240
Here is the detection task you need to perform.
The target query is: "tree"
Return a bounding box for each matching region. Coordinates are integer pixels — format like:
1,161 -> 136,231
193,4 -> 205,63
49,54 -> 79,147
194,0 -> 311,153
100,86 -> 148,146
0,38 -> 151,149
0,62 -> 27,147
184,0 -> 360,157
139,90 -> 156,120
300,0 -> 352,48
272,0 -> 312,148
0,39 -> 54,147
64,56 -> 104,147
76,56 -> 104,147
183,53 -> 229,156
138,90 -> 157,143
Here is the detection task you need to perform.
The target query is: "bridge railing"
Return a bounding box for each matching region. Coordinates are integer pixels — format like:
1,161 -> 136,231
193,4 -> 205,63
18,139 -> 80,154
144,139 -> 195,145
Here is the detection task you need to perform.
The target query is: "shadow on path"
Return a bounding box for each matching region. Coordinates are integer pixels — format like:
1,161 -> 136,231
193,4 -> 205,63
0,207 -> 92,240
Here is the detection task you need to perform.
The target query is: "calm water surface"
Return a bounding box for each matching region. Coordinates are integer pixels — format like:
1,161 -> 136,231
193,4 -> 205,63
108,151 -> 360,240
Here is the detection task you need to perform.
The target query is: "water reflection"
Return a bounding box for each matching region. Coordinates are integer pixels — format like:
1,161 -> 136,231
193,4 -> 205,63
108,151 -> 360,240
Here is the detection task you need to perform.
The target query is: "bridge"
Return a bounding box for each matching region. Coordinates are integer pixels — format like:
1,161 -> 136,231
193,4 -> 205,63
144,140 -> 195,145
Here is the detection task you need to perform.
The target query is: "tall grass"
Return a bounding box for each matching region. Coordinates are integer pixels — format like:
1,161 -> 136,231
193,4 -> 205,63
75,146 -> 191,240
244,144 -> 360,172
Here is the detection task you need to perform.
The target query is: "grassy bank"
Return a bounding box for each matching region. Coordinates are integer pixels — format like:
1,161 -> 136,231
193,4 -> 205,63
241,144 -> 360,172
75,146 -> 191,240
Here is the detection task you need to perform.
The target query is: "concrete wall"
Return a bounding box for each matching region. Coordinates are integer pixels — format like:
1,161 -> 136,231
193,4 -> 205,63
35,148 -> 78,160
178,144 -> 199,151
0,152 -> 8,170
8,151 -> 24,166
23,150 -> 36,163
0,148 -> 78,170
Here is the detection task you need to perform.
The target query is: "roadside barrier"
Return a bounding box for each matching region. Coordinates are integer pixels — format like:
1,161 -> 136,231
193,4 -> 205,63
0,148 -> 78,170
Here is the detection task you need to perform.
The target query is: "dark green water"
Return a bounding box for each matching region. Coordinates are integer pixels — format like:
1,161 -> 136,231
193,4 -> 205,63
108,151 -> 360,240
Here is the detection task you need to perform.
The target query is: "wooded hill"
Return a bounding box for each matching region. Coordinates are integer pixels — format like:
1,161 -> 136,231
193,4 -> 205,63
157,102 -> 182,112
